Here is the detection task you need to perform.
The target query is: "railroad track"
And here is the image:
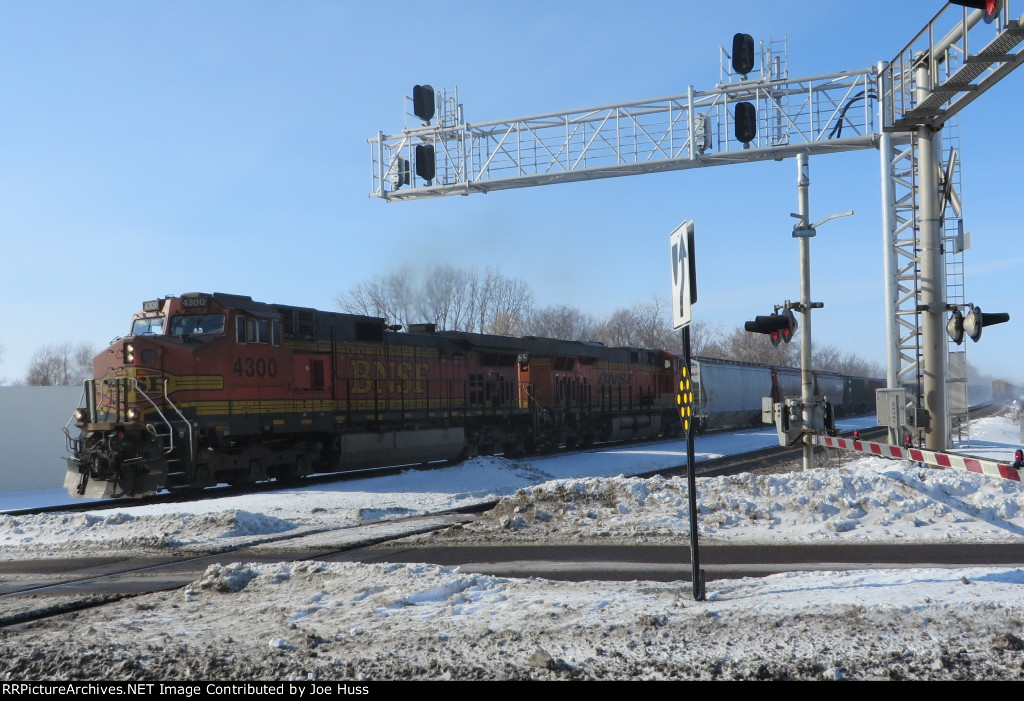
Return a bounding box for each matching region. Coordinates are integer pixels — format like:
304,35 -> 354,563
2,409 -> 1001,627
0,429 -> 857,628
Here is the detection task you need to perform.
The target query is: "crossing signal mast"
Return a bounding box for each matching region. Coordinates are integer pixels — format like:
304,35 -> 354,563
878,0 -> 1019,450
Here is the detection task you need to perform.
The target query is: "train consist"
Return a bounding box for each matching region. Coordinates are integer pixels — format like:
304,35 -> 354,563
691,356 -> 882,430
63,293 -> 881,499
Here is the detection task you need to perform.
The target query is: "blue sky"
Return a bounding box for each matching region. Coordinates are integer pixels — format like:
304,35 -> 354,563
2,0 -> 1022,388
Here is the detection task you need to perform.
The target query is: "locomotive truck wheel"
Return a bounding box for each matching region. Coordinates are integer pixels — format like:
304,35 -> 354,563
275,456 -> 311,485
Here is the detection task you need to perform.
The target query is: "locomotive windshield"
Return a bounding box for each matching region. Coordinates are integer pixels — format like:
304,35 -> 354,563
131,316 -> 165,336
169,313 -> 225,336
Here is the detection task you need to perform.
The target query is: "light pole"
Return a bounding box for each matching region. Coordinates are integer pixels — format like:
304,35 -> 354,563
791,152 -> 853,471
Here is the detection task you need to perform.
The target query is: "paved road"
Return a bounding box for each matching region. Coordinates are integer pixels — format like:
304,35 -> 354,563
330,542 -> 1024,582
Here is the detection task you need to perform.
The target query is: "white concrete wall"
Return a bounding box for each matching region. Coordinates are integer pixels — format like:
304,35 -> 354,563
0,386 -> 83,492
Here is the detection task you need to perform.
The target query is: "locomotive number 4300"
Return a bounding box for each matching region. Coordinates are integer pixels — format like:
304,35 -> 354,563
233,357 -> 279,378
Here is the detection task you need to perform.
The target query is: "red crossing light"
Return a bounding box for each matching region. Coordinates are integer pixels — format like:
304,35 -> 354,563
744,309 -> 797,346
948,1 -> 1002,22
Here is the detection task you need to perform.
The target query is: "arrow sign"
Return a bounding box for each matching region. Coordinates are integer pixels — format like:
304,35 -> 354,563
670,219 -> 697,329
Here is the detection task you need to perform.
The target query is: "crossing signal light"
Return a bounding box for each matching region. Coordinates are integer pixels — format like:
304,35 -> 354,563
677,363 -> 695,432
947,306 -> 1010,343
948,1 -> 1002,22
412,84 -> 435,123
964,307 -> 1009,342
735,102 -> 756,144
946,309 -> 965,344
415,144 -> 435,182
777,309 -> 797,344
744,309 -> 797,346
731,33 -> 755,77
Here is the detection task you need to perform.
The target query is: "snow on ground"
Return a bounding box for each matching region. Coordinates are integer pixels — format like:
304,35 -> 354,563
2,415 -> 1024,680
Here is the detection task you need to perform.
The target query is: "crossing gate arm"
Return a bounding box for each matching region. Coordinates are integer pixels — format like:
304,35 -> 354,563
812,434 -> 1021,482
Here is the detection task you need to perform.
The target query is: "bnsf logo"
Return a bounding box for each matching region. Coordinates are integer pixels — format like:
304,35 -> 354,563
181,297 -> 208,308
350,359 -> 429,394
598,372 -> 629,385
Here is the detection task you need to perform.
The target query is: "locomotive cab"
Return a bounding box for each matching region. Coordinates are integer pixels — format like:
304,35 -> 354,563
64,293 -> 294,498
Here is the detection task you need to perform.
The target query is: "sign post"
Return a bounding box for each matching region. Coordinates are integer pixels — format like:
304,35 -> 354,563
670,220 -> 704,601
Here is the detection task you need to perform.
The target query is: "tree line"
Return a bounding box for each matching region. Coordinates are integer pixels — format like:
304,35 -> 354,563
1,265 -> 883,387
336,263 -> 884,377
0,341 -> 96,387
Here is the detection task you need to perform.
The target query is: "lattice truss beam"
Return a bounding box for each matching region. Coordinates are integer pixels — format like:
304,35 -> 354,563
881,1 -> 1024,131
370,69 -> 879,201
883,130 -> 965,372
885,132 -> 924,389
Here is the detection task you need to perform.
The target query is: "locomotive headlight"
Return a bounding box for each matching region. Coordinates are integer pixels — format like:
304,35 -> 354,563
125,343 -> 135,363
74,408 -> 87,425
126,408 -> 138,420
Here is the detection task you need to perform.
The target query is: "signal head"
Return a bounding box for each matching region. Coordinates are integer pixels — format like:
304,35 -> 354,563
412,84 -> 436,123
731,33 -> 755,77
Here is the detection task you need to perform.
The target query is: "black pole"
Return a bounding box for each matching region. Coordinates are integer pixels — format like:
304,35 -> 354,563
683,325 -> 705,601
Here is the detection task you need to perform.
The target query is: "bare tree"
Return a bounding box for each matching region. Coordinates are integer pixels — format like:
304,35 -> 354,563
687,319 -> 728,358
26,341 -> 95,386
335,265 -> 417,330
813,344 -> 883,377
592,307 -> 638,348
591,296 -> 676,350
336,264 -> 534,335
418,264 -> 476,330
527,305 -> 595,341
478,269 -> 533,336
722,325 -> 800,366
632,296 -> 676,350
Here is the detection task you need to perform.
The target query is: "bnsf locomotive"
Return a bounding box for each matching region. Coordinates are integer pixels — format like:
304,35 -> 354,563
64,293 -> 683,498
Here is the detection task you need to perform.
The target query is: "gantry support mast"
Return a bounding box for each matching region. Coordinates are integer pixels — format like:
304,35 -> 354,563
879,1 -> 1024,450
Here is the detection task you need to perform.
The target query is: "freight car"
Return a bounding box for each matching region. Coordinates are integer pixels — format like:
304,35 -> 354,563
63,293 -> 682,498
687,357 -> 880,432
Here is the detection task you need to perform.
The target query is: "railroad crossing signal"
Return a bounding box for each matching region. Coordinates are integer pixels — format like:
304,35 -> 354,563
744,308 -> 797,346
946,306 -> 1010,343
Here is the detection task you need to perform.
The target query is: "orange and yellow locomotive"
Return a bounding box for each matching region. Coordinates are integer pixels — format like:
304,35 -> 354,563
64,293 -> 682,498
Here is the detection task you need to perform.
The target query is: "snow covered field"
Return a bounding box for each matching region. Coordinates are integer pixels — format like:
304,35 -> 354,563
2,415 -> 1024,680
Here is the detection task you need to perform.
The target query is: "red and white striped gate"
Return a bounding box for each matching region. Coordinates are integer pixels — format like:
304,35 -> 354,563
811,434 -> 1021,482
